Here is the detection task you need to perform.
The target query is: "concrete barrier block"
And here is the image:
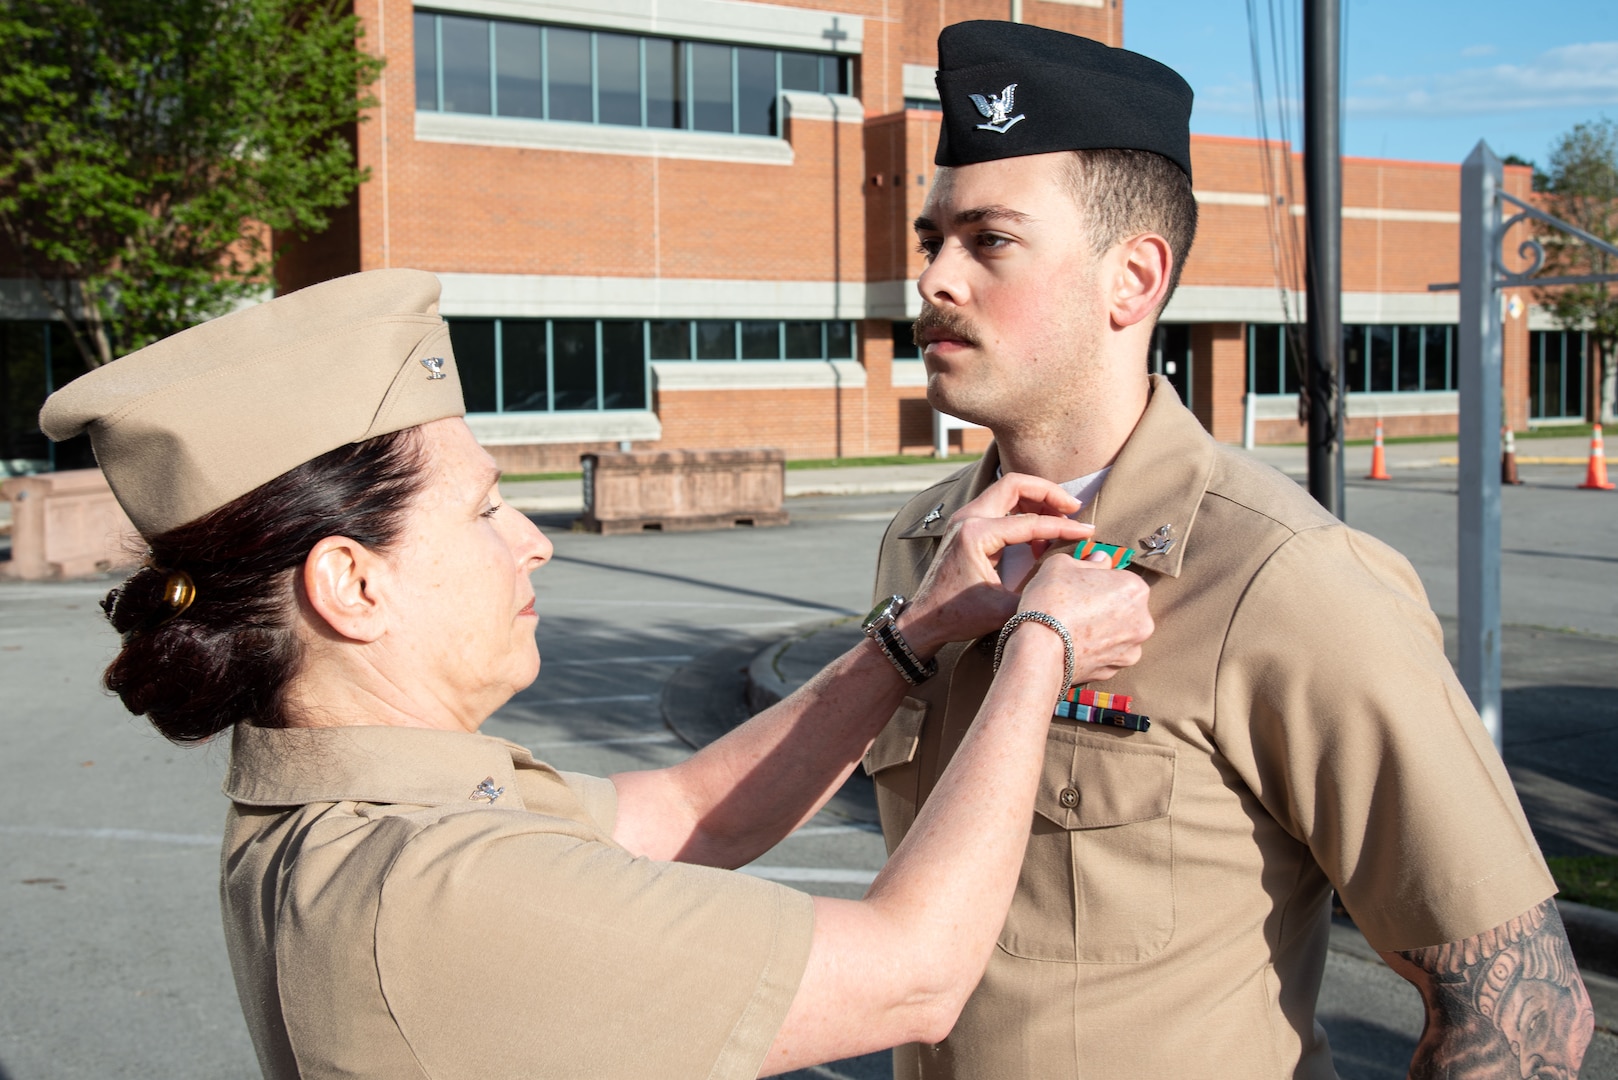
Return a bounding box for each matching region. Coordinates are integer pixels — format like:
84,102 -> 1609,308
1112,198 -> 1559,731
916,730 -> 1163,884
580,448 -> 789,535
0,469 -> 140,581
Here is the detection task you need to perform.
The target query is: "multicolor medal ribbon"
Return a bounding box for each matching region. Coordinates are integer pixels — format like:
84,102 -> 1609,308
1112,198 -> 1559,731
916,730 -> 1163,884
1074,539 -> 1136,569
1054,698 -> 1152,732
1063,686 -> 1133,712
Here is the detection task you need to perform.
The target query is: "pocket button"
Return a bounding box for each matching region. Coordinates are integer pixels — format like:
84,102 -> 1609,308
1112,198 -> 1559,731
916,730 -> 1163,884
1058,786 -> 1079,808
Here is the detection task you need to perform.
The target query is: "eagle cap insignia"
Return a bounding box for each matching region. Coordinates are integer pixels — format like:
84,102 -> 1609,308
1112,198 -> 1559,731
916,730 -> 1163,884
421,356 -> 447,380
969,84 -> 1025,134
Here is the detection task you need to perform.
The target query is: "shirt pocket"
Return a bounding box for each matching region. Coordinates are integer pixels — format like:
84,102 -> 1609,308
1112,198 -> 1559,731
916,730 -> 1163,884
863,696 -> 928,841
999,726 -> 1177,964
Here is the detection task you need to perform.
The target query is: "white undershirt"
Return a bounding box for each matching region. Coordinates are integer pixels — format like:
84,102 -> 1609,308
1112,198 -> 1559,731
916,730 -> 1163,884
996,466 -> 1112,587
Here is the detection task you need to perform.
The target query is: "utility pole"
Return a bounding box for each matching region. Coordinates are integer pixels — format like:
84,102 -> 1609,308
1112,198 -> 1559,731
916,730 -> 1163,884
1304,0 -> 1344,518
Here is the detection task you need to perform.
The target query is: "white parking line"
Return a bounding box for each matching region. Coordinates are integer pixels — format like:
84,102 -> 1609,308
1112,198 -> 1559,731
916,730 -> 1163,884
527,732 -> 680,750
790,824 -> 884,837
526,694 -> 658,706
739,866 -> 878,885
544,655 -> 693,667
805,1065 -> 866,1080
0,824 -> 217,847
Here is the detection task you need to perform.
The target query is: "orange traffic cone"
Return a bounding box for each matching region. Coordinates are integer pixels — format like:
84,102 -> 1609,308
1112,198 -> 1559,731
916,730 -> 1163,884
1501,428 -> 1523,485
1578,424 -> 1615,490
1367,419 -> 1392,480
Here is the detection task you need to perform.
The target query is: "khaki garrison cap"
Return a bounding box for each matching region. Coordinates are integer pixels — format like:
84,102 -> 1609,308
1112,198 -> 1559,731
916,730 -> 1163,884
40,269 -> 464,538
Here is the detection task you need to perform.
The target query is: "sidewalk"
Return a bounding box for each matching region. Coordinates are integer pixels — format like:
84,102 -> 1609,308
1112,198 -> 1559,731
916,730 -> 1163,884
496,433 -> 1604,514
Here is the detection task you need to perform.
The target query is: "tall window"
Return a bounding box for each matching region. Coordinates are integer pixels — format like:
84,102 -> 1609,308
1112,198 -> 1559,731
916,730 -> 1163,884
0,321 -> 96,472
447,318 -> 857,414
1248,323 -> 1455,394
415,11 -> 854,137
1528,330 -> 1588,420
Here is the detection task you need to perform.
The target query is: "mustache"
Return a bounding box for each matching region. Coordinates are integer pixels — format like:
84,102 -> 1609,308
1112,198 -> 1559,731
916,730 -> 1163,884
912,305 -> 980,348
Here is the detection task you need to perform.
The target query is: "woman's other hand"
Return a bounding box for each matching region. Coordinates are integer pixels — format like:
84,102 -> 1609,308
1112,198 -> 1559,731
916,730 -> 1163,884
1015,549 -> 1152,688
898,473 -> 1093,657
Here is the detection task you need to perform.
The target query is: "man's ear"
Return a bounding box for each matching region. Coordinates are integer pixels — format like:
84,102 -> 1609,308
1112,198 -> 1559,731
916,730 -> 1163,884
302,536 -> 389,643
1106,233 -> 1173,329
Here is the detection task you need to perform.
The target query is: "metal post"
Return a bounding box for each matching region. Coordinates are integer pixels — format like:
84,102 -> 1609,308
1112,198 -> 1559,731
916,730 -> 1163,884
1304,0 -> 1344,519
1457,140 -> 1503,749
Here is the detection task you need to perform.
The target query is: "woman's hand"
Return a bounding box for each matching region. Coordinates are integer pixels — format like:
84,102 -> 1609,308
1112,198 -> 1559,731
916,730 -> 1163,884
898,474 -> 1094,658
1013,550 -> 1153,688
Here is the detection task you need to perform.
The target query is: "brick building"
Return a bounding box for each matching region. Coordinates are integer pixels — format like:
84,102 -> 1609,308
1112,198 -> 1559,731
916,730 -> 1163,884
0,0 -> 1597,475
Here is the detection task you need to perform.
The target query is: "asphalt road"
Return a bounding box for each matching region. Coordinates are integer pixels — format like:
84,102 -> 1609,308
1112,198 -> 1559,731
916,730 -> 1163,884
2,457 -> 1615,1078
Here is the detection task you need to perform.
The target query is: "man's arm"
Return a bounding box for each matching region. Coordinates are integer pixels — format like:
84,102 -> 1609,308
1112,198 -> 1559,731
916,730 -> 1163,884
1380,899 -> 1595,1078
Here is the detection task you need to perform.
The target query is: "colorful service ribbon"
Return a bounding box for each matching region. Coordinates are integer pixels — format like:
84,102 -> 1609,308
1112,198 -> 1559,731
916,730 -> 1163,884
1064,687 -> 1133,712
1075,539 -> 1136,569
1054,698 -> 1152,732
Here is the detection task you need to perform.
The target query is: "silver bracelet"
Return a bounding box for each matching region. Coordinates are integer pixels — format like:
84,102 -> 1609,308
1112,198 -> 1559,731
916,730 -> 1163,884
993,611 -> 1076,692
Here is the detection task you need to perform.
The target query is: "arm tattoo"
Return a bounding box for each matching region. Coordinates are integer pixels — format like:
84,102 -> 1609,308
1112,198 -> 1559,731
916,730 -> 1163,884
1390,899 -> 1595,1079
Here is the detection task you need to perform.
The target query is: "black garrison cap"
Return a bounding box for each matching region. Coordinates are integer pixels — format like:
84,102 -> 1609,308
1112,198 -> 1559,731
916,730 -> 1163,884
933,21 -> 1194,182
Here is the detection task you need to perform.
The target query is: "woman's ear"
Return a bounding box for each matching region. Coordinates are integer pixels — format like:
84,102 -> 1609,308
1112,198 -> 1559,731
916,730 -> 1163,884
301,536 -> 389,643
1106,232 -> 1173,329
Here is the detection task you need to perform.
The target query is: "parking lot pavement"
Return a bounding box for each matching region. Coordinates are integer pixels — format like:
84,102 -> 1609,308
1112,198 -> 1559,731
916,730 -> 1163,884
3,458 -> 1616,1078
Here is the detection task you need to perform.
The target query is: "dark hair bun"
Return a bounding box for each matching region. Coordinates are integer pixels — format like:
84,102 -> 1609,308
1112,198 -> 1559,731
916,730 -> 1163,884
100,429 -> 426,743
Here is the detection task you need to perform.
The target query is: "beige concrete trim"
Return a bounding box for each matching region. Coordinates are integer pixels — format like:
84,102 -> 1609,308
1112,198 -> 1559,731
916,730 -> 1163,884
415,111 -> 795,164
421,0 -> 863,53
903,64 -> 939,102
437,273 -> 867,320
652,359 -> 865,392
0,279 -> 64,321
890,359 -> 927,387
866,279 -> 921,320
1249,390 -> 1459,421
1528,306 -> 1593,332
781,91 -> 865,125
1194,191 -> 1460,224
465,409 -> 662,446
1039,0 -> 1105,7
1194,190 -> 1274,208
1162,286 -> 1460,325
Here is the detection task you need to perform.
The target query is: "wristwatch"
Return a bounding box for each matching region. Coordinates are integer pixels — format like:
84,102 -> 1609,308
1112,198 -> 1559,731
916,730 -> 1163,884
862,594 -> 939,686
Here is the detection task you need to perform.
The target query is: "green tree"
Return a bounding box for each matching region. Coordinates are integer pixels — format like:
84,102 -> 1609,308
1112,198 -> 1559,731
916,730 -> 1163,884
1536,118 -> 1618,423
0,0 -> 382,370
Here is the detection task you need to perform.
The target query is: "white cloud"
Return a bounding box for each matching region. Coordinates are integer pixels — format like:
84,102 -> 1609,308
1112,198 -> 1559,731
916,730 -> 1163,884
1460,44 -> 1498,58
1348,41 -> 1618,116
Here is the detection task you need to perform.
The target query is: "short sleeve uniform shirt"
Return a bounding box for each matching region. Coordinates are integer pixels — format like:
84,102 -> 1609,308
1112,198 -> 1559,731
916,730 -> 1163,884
220,724 -> 813,1080
868,378 -> 1554,1079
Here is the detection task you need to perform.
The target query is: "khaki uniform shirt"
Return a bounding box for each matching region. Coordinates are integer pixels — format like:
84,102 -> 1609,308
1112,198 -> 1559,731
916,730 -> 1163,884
869,378 -> 1554,1079
220,724 -> 813,1080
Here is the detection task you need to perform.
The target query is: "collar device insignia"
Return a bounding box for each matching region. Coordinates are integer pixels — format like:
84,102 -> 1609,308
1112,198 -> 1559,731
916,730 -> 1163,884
421,357 -> 447,380
969,84 -> 1025,133
920,502 -> 945,530
1137,524 -> 1176,556
470,776 -> 505,803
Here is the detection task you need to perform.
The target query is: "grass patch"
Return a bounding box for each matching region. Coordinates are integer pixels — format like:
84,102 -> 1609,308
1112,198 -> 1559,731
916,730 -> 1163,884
1547,854 -> 1618,913
1519,423 -> 1594,440
502,471 -> 582,483
786,453 -> 977,470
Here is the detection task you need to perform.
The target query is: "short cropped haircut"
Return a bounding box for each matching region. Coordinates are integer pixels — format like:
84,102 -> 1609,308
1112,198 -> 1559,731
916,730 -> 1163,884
1062,149 -> 1199,312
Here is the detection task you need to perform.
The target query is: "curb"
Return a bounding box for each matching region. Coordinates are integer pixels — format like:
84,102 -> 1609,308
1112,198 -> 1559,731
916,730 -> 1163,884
1561,898 -> 1618,980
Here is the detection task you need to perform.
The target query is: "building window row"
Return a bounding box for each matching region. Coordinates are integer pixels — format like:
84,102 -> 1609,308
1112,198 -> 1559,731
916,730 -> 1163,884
413,11 -> 853,137
1248,323 -> 1457,396
1528,329 -> 1588,421
447,318 -> 857,414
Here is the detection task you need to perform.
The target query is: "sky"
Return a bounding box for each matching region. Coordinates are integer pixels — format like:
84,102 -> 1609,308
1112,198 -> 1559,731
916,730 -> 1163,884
1125,0 -> 1617,167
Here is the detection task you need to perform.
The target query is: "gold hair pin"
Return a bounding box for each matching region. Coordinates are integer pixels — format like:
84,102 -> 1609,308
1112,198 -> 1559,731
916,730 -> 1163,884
154,570 -> 197,627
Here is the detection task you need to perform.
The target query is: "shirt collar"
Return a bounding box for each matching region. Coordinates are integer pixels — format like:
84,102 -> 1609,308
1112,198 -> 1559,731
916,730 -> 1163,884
1086,375 -> 1215,580
895,377 -> 1213,578
223,724 -> 550,809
